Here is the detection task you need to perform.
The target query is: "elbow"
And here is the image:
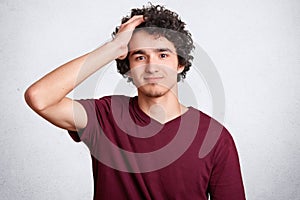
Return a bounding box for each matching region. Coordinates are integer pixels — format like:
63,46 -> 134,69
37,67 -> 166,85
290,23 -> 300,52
24,86 -> 47,112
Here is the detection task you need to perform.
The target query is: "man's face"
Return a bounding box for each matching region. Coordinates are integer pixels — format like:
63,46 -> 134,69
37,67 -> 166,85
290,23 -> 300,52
128,30 -> 184,98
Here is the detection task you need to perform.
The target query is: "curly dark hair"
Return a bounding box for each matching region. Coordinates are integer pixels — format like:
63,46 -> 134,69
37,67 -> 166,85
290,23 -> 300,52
112,3 -> 194,82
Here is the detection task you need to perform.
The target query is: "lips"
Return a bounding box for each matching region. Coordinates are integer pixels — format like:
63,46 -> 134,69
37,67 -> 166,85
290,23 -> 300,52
144,76 -> 164,82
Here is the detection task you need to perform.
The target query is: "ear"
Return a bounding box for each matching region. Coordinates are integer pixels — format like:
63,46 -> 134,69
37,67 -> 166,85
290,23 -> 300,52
177,65 -> 185,74
126,70 -> 132,78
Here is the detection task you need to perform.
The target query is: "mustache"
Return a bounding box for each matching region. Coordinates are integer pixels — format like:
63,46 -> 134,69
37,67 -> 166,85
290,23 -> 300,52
126,64 -> 178,75
144,75 -> 164,79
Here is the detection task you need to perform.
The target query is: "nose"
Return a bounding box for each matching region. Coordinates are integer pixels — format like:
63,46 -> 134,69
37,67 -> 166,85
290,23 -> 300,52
145,64 -> 159,73
145,55 -> 159,73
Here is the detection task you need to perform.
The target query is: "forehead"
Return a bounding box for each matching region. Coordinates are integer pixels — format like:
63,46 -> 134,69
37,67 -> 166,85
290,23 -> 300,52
128,30 -> 176,53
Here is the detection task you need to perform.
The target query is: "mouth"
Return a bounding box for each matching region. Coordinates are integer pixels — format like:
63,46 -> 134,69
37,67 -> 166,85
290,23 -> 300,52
144,76 -> 164,83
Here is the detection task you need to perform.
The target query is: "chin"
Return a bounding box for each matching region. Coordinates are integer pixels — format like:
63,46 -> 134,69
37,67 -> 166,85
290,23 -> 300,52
144,91 -> 165,98
139,85 -> 169,98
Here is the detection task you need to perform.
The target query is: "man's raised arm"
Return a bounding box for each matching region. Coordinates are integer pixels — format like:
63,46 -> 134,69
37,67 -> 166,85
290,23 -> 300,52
24,15 -> 144,131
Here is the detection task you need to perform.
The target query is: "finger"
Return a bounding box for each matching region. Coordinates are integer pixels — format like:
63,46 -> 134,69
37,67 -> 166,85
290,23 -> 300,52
120,15 -> 144,30
123,15 -> 144,25
118,54 -> 127,60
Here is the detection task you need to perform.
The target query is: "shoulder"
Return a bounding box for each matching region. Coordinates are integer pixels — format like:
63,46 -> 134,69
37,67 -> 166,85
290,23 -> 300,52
96,95 -> 134,109
79,95 -> 132,107
74,95 -> 133,116
190,107 -> 235,158
190,107 -> 227,135
95,95 -> 132,104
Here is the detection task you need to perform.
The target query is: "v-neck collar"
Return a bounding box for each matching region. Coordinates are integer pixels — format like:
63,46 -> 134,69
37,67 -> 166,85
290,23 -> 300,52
130,96 -> 191,126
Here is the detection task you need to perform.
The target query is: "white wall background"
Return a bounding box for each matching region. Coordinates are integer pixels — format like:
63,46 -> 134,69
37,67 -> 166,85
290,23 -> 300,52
1,0 -> 299,199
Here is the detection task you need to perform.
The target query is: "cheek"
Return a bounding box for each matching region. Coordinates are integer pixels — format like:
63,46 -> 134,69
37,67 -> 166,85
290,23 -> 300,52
165,56 -> 180,70
163,62 -> 180,75
128,65 -> 145,78
128,59 -> 136,69
160,68 -> 179,86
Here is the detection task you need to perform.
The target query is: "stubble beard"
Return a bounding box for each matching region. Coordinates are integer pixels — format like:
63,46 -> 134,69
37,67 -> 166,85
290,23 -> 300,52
138,83 -> 174,98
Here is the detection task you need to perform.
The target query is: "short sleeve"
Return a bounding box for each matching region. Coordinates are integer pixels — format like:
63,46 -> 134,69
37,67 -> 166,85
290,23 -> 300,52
208,129 -> 246,200
67,96 -> 111,147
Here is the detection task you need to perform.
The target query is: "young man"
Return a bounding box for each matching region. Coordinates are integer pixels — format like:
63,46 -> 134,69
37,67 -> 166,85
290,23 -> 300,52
25,4 -> 246,200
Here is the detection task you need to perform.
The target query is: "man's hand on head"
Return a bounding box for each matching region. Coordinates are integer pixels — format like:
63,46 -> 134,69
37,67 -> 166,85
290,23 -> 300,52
113,15 -> 145,60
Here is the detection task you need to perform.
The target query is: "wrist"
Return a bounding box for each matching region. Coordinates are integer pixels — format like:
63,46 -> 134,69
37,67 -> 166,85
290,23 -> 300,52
108,39 -> 128,59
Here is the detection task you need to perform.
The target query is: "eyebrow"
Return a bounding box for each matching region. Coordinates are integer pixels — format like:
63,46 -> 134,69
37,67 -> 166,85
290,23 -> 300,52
129,48 -> 174,57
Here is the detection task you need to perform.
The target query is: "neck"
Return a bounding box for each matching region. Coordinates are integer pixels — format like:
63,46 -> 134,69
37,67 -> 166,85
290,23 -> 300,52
137,88 -> 188,124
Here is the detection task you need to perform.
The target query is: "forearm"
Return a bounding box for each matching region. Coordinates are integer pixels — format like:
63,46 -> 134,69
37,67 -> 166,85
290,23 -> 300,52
25,41 -> 122,111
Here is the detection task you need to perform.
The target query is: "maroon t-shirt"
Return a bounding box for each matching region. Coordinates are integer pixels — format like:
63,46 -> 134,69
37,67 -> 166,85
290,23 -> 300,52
69,95 -> 245,199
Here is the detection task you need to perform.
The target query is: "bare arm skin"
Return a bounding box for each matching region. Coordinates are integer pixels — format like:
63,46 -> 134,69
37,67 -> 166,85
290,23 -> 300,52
24,15 -> 144,131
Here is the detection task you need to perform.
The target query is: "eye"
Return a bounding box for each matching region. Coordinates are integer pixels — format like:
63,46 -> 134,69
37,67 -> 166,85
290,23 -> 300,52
159,53 -> 168,59
136,56 -> 146,61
